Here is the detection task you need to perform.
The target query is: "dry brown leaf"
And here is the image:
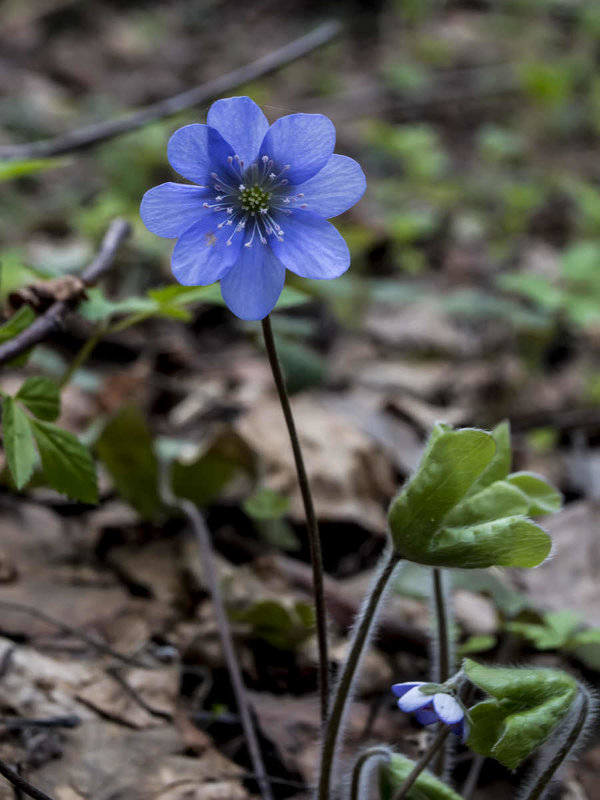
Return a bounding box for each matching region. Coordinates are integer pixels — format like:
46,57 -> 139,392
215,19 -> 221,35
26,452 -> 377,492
34,721 -> 248,800
237,394 -> 395,532
76,666 -> 178,729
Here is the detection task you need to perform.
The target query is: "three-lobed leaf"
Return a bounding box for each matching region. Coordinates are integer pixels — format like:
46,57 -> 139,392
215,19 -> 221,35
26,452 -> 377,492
388,423 -> 559,569
465,659 -> 577,769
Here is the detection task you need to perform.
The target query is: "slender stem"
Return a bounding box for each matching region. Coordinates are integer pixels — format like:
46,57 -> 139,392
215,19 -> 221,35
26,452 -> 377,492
350,748 -> 391,800
59,324 -> 106,388
432,568 -> 450,683
261,315 -> 329,723
432,567 -> 451,777
524,688 -> 590,800
391,727 -> 451,800
317,548 -> 401,800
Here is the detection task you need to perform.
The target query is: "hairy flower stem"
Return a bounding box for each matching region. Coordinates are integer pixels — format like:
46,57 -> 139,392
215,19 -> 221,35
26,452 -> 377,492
317,548 -> 402,800
350,748 -> 391,800
261,315 -> 329,723
524,687 -> 590,800
392,727 -> 451,800
432,567 -> 452,776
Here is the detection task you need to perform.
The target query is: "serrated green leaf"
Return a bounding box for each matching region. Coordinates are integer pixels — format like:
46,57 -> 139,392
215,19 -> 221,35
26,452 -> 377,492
388,427 -> 496,561
505,472 -> 563,515
2,396 -> 36,489
465,659 -> 577,769
379,753 -> 463,800
16,376 -> 60,421
30,419 -> 98,503
95,406 -> 160,518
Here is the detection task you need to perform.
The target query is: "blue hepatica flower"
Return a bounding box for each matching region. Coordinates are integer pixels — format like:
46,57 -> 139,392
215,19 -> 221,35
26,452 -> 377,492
140,96 -> 366,320
392,682 -> 467,741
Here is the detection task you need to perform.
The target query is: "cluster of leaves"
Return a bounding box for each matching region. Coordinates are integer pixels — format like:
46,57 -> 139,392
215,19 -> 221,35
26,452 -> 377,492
388,422 -> 561,569
1,374 -> 97,503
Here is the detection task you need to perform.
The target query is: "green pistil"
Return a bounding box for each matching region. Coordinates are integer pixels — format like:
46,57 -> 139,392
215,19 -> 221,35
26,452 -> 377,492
240,185 -> 272,213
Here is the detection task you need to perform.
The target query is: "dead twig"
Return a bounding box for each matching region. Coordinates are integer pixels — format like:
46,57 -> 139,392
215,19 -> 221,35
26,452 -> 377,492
0,599 -> 146,667
0,715 -> 81,730
161,473 -> 273,800
0,759 -> 54,800
0,218 -> 130,368
0,21 -> 341,161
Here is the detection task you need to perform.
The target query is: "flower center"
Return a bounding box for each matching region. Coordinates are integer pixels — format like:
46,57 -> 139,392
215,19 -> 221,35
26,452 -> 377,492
239,185 -> 272,213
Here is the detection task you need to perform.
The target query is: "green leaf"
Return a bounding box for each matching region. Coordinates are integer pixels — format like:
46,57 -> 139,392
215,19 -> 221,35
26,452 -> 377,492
569,628 -> 600,670
388,426 -> 496,561
0,158 -> 65,182
379,753 -> 463,800
170,430 -> 253,507
79,287 -> 159,323
244,488 -> 290,521
2,397 -> 36,489
0,305 -> 35,344
431,517 -> 551,569
230,599 -> 314,650
506,610 -> 580,650
148,283 -> 308,312
465,659 -> 577,769
466,421 -> 511,497
457,635 -> 496,656
388,424 -> 556,569
16,376 -> 60,421
95,406 -> 160,518
30,419 -> 98,503
505,472 -> 563,515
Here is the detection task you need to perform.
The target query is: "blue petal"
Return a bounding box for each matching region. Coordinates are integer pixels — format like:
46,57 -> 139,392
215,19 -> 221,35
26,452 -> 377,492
171,214 -> 242,286
140,183 -> 210,238
397,686 -> 432,713
391,682 -> 426,699
414,708 -> 438,726
259,114 -> 336,184
433,694 -> 464,726
207,96 -> 269,166
291,155 -> 366,218
271,211 -> 350,279
220,243 -> 286,320
167,124 -> 234,185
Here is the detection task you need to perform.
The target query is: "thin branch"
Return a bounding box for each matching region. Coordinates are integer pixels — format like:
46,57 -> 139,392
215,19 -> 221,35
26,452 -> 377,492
0,218 -> 130,367
162,485 -> 273,800
0,759 -> 54,800
0,599 -> 145,667
0,21 -> 342,161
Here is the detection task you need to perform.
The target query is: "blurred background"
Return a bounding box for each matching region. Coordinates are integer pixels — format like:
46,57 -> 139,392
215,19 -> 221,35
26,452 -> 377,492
3,0 -> 600,798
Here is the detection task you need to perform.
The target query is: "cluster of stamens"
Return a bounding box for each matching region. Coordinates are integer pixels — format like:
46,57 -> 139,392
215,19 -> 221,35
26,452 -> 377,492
200,153 -> 308,248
